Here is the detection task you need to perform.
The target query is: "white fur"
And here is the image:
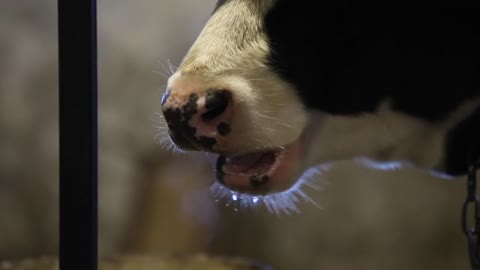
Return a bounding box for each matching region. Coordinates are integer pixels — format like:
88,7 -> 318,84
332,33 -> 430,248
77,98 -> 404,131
167,0 -> 307,154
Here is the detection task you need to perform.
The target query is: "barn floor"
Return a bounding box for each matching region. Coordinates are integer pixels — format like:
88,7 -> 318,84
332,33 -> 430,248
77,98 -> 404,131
0,254 -> 269,270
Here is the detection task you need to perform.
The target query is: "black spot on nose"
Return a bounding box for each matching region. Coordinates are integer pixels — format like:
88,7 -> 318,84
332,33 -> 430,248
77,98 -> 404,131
168,129 -> 196,150
217,122 -> 231,136
201,89 -> 230,121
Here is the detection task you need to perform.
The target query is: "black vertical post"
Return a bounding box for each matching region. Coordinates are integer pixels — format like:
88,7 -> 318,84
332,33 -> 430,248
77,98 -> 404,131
58,0 -> 98,269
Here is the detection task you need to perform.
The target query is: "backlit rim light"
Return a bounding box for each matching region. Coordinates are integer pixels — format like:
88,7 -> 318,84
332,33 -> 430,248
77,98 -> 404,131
209,164 -> 333,215
352,157 -> 457,180
209,157 -> 458,215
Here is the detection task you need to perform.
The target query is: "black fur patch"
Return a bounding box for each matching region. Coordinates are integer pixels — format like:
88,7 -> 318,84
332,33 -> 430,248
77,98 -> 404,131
264,5 -> 480,122
444,106 -> 480,176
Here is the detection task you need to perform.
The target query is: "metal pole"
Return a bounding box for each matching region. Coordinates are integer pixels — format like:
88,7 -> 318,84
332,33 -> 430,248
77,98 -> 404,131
58,0 -> 98,269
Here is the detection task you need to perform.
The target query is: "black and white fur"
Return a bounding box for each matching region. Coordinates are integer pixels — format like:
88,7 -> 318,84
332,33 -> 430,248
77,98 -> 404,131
160,1 -> 480,213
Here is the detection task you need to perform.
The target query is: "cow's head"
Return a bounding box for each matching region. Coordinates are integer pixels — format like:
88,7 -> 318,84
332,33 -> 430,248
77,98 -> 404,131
158,0 -> 467,213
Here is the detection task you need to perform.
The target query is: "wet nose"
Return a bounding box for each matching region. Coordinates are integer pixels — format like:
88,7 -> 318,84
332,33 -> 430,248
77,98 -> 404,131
161,88 -> 233,151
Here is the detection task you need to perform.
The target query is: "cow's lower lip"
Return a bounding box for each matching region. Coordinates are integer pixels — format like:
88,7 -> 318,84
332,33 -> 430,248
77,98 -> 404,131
214,137 -> 303,194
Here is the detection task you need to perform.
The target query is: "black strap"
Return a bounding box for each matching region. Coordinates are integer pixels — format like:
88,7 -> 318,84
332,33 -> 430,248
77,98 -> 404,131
462,157 -> 480,270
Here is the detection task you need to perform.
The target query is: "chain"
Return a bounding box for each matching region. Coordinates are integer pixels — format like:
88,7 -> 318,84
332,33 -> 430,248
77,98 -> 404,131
462,157 -> 480,270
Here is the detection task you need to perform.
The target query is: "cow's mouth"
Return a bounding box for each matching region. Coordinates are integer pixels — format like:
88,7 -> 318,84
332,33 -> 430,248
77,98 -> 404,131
214,136 -> 303,194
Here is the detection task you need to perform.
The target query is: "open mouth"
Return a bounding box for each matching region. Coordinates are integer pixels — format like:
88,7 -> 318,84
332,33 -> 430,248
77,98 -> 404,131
214,137 -> 303,194
208,130 -> 326,215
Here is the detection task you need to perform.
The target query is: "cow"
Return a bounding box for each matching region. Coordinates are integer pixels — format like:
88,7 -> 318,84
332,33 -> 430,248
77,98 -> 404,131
158,1 -> 480,214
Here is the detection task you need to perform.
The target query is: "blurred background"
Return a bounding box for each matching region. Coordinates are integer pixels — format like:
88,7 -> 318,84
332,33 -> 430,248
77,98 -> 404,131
0,1 -> 472,269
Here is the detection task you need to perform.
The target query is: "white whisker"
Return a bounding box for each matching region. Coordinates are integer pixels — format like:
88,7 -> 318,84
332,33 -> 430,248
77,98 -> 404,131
159,61 -> 174,76
152,69 -> 171,79
256,113 -> 294,129
167,59 -> 178,75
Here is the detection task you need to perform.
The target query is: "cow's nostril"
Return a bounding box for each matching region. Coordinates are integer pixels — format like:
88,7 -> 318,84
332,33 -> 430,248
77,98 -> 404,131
201,89 -> 230,121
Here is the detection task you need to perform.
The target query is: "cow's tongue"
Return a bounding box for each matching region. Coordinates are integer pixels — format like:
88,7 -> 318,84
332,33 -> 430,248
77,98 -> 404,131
220,151 -> 276,175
